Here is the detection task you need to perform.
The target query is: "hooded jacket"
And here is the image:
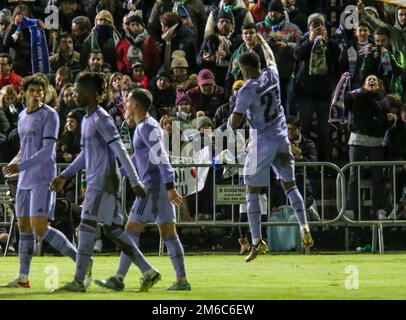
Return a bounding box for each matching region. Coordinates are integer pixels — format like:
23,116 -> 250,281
363,6 -> 406,55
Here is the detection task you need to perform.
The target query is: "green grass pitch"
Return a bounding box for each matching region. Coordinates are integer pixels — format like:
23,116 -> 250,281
1,253 -> 406,300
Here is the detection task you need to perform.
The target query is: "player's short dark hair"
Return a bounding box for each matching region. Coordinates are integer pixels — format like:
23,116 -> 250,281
75,72 -> 106,97
21,74 -> 48,92
239,52 -> 260,69
374,26 -> 391,38
0,53 -> 12,64
286,115 -> 301,128
128,88 -> 153,111
242,23 -> 256,31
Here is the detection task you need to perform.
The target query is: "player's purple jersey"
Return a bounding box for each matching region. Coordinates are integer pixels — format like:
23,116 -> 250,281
233,66 -> 287,138
122,116 -> 175,190
17,104 -> 59,189
61,107 -> 140,193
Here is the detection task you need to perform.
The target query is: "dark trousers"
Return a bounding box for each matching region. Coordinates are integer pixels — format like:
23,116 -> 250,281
346,145 -> 385,213
297,97 -> 331,161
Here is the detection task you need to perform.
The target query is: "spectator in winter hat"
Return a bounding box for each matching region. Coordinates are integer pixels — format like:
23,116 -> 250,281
186,69 -> 225,118
131,61 -> 148,89
171,50 -> 198,91
198,9 -> 242,87
151,65 -> 176,120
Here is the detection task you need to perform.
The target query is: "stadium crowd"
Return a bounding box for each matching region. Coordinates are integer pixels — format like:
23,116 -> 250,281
1,0 -> 406,227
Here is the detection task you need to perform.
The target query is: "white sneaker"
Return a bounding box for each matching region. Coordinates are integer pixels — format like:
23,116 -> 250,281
93,239 -> 103,253
377,209 -> 387,220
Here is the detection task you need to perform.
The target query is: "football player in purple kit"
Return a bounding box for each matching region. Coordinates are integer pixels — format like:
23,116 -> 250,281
1,74 -> 82,288
228,34 -> 314,262
95,88 -> 191,291
50,72 -> 161,292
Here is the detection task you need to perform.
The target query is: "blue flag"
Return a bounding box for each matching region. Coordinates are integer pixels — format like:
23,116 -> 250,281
16,17 -> 50,74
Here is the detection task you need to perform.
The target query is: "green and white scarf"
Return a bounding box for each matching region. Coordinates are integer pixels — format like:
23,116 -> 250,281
309,36 -> 328,76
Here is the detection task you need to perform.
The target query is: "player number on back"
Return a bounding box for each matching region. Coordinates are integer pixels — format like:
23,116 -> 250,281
261,86 -> 280,123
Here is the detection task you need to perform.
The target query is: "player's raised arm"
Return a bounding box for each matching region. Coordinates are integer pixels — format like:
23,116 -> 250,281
256,33 -> 277,68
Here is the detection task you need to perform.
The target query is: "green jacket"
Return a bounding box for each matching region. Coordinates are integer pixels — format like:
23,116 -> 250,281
361,47 -> 405,97
363,9 -> 406,55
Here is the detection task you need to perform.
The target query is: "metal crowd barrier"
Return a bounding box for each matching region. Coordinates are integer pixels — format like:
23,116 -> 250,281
339,161 -> 406,253
2,161 -> 406,254
121,162 -> 346,226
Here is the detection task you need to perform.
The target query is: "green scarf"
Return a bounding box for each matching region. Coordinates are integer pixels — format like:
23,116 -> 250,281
222,4 -> 235,13
231,44 -> 248,79
309,36 -> 328,76
119,122 -> 133,154
264,15 -> 285,32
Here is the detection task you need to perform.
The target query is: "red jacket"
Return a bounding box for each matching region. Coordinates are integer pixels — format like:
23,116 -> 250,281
117,37 -> 163,77
250,2 -> 268,23
132,75 -> 149,89
0,71 -> 23,92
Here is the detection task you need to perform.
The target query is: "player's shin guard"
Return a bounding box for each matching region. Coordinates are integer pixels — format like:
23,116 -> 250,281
75,223 -> 96,283
246,193 -> 261,244
285,186 -> 308,226
116,230 -> 140,279
42,227 -> 77,261
108,228 -> 151,274
18,232 -> 35,278
164,235 -> 186,280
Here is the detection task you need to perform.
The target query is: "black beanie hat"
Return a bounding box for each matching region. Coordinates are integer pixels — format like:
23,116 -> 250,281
128,14 -> 145,27
268,0 -> 284,14
217,10 -> 234,24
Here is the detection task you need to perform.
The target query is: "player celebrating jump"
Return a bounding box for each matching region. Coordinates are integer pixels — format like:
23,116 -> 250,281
50,72 -> 160,292
228,34 -> 314,262
95,88 -> 191,291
